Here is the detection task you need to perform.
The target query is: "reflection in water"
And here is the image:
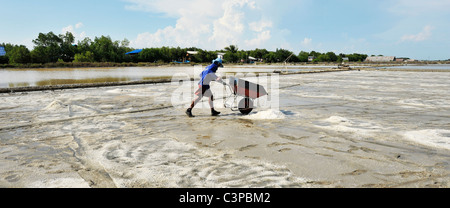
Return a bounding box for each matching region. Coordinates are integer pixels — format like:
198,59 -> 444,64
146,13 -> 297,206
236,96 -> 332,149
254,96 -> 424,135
9,82 -> 31,88
0,65 -> 368,89
142,76 -> 173,81
1,67 -> 188,88
35,77 -> 131,86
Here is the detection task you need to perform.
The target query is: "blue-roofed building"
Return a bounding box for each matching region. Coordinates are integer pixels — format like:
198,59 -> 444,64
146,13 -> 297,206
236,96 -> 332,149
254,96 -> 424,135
0,47 -> 6,56
125,49 -> 143,55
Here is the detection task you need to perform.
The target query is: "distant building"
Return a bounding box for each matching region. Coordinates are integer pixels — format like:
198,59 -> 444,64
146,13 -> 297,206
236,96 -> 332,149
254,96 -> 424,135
0,46 -> 6,56
365,56 -> 396,62
187,51 -> 198,55
308,56 -> 316,62
248,56 -> 257,61
248,56 -> 257,63
184,51 -> 198,63
217,52 -> 226,60
342,57 -> 349,62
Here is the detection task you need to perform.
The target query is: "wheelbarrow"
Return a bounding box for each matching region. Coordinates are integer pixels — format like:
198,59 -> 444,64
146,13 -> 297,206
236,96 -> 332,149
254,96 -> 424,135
223,76 -> 268,115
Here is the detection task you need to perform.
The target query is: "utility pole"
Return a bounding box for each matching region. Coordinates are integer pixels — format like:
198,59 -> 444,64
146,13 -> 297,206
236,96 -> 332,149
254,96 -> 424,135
283,53 -> 294,73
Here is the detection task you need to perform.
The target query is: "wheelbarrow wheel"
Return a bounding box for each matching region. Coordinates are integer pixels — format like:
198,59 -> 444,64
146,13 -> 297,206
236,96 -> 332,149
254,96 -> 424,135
238,98 -> 254,115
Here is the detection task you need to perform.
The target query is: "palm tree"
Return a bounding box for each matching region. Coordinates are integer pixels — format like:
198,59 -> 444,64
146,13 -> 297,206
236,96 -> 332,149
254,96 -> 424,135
224,45 -> 238,54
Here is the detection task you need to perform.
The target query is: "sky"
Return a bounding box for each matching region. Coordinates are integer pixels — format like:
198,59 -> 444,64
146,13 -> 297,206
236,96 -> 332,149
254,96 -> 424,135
1,0 -> 450,60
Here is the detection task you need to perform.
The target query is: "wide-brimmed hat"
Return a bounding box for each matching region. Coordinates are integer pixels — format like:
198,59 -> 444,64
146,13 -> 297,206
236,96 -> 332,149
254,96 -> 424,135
212,58 -> 224,67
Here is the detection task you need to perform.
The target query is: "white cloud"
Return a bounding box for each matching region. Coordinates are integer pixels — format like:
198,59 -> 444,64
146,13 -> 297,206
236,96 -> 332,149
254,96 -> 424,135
62,22 -> 87,42
245,30 -> 271,47
62,25 -> 74,34
298,37 -> 314,51
401,25 -> 434,42
79,31 -> 87,39
301,38 -> 312,46
249,20 -> 273,32
125,0 -> 274,50
75,22 -> 84,29
209,0 -> 261,49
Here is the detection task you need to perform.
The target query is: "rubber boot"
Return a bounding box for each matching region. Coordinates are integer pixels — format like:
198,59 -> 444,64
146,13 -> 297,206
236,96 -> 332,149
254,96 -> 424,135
211,108 -> 221,116
186,108 -> 195,118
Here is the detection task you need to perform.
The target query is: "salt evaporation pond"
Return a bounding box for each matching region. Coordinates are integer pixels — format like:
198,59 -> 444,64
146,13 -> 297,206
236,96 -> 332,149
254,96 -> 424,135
0,65 -> 333,88
0,68 -> 449,188
384,64 -> 450,71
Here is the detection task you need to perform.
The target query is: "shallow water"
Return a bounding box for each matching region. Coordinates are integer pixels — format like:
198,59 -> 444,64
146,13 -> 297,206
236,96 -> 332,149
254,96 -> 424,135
0,67 -> 184,88
0,69 -> 449,188
384,64 -> 450,70
0,66 -> 327,88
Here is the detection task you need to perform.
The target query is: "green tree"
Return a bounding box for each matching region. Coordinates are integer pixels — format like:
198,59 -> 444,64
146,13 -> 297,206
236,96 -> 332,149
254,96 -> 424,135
73,51 -> 95,62
5,30 -> 375,65
317,54 -> 331,62
249,48 -> 268,60
309,51 -> 322,58
138,48 -> 161,62
77,37 -> 93,54
275,48 -> 294,62
0,54 -> 7,64
31,46 -> 48,63
33,32 -> 61,48
263,52 -> 277,63
326,52 -> 338,62
237,50 -> 248,63
31,31 -> 76,63
91,36 -> 119,62
224,45 -> 238,53
298,51 -> 309,62
198,50 -> 217,63
32,32 -> 62,63
347,53 -> 368,62
9,45 -> 31,64
224,45 -> 239,63
59,32 -> 76,62
224,53 -> 238,63
159,46 -> 173,62
187,48 -> 212,63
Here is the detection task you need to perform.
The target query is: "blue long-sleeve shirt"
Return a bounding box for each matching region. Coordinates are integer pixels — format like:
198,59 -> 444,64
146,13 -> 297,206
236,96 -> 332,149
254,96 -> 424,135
198,63 -> 220,86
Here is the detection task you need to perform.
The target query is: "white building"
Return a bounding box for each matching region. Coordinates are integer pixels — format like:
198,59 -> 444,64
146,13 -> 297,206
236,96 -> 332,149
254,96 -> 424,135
217,52 -> 226,60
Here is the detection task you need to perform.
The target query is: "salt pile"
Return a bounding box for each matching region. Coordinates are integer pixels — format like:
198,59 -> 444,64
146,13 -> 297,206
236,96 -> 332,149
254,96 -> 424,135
43,100 -> 67,111
106,88 -> 124,94
243,109 -> 286,120
325,116 -> 352,124
403,129 -> 450,150
319,116 -> 382,137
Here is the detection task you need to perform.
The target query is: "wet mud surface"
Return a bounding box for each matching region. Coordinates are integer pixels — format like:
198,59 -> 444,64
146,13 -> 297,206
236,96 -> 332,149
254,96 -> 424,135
0,70 -> 449,187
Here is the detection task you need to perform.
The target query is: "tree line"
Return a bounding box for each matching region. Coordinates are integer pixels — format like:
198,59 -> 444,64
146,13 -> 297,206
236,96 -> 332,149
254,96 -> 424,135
1,31 -> 368,66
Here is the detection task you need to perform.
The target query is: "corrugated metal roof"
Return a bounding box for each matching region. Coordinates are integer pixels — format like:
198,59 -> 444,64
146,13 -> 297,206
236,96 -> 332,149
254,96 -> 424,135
125,49 -> 143,55
365,56 -> 396,62
0,47 -> 6,56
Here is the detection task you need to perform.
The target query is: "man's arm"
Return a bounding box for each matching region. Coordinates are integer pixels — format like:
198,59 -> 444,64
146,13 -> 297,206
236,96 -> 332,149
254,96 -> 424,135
216,76 -> 227,85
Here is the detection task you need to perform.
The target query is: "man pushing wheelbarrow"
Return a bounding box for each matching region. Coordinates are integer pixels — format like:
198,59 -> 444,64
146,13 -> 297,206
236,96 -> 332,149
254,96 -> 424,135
186,58 -> 268,118
186,58 -> 225,117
